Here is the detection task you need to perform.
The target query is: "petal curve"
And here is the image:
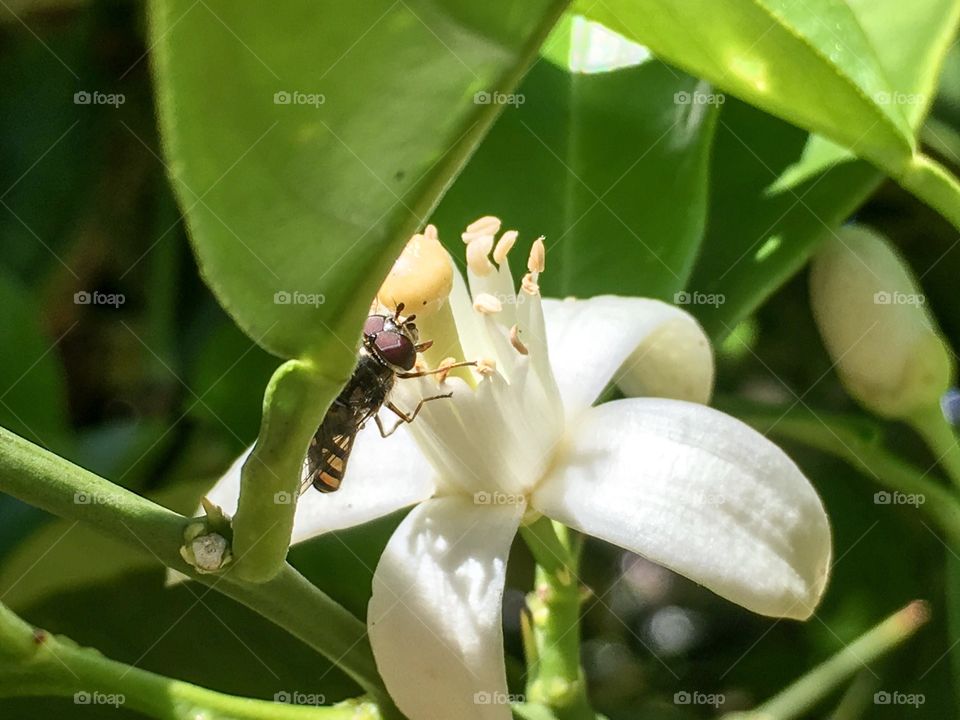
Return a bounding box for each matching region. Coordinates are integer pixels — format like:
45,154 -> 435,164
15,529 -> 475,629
368,496 -> 523,720
533,398 -> 831,619
202,421 -> 436,544
541,296 -> 714,419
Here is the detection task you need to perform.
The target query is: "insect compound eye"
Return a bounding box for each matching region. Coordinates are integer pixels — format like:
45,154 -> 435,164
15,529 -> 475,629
374,331 -> 417,370
363,314 -> 387,338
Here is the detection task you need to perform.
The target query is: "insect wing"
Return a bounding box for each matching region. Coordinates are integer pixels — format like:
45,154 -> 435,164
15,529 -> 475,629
303,407 -> 360,494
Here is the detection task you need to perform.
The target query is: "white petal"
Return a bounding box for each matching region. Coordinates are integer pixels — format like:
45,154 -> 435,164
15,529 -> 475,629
541,296 -> 714,420
533,399 -> 831,619
369,497 -> 523,720
201,422 -> 436,544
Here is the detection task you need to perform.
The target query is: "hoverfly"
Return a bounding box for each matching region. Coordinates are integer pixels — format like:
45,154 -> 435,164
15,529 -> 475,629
302,303 -> 473,493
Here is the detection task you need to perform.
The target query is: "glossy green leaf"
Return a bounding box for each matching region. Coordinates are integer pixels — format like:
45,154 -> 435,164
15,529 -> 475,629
151,0 -> 568,364
772,0 -> 960,190
433,16 -> 718,300
687,99 -> 881,340
576,0 -> 914,177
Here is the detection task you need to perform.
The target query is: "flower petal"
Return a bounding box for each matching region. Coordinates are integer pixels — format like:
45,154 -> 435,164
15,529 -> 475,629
533,398 -> 831,619
202,422 -> 436,544
541,296 -> 714,419
368,496 -> 524,720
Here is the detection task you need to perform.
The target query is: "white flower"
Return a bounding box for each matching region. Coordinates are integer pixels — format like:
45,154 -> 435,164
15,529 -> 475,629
205,219 -> 832,720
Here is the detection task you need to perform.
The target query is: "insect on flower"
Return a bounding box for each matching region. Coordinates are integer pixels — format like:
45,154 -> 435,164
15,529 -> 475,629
303,302 -> 474,493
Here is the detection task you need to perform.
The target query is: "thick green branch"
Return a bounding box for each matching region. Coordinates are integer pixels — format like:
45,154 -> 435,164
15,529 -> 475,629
233,359 -> 341,583
0,427 -> 392,712
0,601 -> 379,720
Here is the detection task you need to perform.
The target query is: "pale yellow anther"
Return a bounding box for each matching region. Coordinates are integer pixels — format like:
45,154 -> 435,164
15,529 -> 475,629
473,292 -> 503,314
477,357 -> 497,376
521,273 -> 540,296
493,230 -> 518,264
527,236 -> 546,274
466,234 -> 495,276
378,228 -> 453,319
462,215 -> 502,243
509,324 -> 528,355
435,356 -> 457,384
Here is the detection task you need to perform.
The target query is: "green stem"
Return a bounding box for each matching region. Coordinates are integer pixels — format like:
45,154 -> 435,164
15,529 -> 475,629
899,153 -> 960,234
520,518 -> 594,720
908,404 -> 960,491
0,601 -> 378,720
233,359 -> 340,583
723,601 -> 929,720
0,426 -> 393,713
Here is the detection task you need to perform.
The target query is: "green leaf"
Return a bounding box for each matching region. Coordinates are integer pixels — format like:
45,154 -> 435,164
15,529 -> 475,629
772,0 -> 960,190
576,0 -> 914,176
0,271 -> 70,450
151,0 -> 569,365
687,99 -> 881,340
433,15 -> 718,300
578,0 -> 960,233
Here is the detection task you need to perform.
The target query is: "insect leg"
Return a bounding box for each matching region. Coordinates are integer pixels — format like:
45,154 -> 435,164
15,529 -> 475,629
376,394 -> 452,437
395,360 -> 476,379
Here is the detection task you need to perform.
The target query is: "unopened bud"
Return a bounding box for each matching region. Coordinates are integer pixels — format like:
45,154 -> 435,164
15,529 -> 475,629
809,225 -> 953,419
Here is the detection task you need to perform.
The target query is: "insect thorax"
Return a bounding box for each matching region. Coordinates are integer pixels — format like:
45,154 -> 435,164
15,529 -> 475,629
337,348 -> 394,412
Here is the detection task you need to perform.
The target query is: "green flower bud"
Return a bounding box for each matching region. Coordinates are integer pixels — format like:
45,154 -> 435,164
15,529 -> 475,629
809,225 -> 954,420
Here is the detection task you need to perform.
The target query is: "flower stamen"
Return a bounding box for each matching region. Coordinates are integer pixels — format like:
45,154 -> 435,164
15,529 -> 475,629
510,324 -> 529,355
493,230 -> 518,264
477,357 -> 497,376
466,234 -> 495,276
473,293 -> 503,315
462,215 -> 501,243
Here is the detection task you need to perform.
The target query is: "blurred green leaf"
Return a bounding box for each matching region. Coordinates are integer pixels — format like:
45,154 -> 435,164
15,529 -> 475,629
434,16 -> 718,300
576,0 -> 914,178
0,272 -> 70,449
686,98 -> 881,340
184,320 -> 278,445
0,17 -> 100,285
151,0 -> 569,365
772,0 -> 960,190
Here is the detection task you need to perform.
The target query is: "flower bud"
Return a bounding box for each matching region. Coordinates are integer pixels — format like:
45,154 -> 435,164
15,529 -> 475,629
809,225 -> 953,420
378,225 -> 453,319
